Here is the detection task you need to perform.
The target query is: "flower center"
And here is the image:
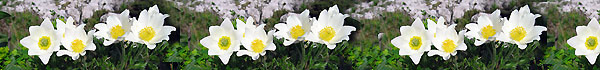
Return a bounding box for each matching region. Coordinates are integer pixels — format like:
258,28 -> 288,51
71,39 -> 85,53
509,26 -> 526,41
110,25 -> 126,39
442,39 -> 457,53
481,25 -> 496,39
585,36 -> 598,50
38,36 -> 51,50
290,25 -> 305,39
251,39 -> 266,53
409,36 -> 422,50
319,26 -> 335,42
139,27 -> 156,42
218,36 -> 231,50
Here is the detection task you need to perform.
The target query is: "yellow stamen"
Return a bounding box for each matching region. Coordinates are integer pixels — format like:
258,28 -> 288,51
71,39 -> 85,53
218,36 -> 231,50
409,36 -> 422,50
586,36 -> 598,50
38,36 -> 51,50
251,39 -> 266,53
442,39 -> 457,53
509,26 -> 526,41
139,27 -> 156,42
290,25 -> 305,39
480,25 -> 496,39
319,26 -> 335,42
110,25 -> 126,39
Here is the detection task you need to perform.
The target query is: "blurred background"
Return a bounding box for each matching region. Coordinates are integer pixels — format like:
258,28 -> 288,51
0,0 -> 599,69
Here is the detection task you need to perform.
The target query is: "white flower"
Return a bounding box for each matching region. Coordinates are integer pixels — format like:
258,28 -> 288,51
391,18 -> 432,64
465,10 -> 505,46
200,18 -> 241,64
126,5 -> 176,49
497,5 -> 547,49
19,18 -> 61,64
56,17 -> 76,41
57,24 -> 96,60
305,5 -> 356,49
236,17 -> 256,38
236,24 -> 276,60
567,18 -> 600,64
274,10 -> 314,46
427,17 -> 446,38
94,10 -> 132,46
427,24 -> 467,60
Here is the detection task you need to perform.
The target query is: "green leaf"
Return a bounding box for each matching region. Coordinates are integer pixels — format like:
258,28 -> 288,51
0,34 -> 8,43
131,63 -> 147,69
165,53 -> 184,62
375,58 -> 392,70
4,64 -> 23,70
313,63 -> 327,69
183,64 -> 204,70
183,59 -> 208,70
0,11 -> 10,19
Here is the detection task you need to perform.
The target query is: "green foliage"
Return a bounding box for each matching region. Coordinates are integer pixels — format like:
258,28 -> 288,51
349,12 -> 412,69
543,4 -> 587,48
0,11 -> 11,19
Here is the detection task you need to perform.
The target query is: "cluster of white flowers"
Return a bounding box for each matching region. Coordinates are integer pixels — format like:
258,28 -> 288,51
19,5 -> 176,65
391,5 -> 548,64
201,5 -> 356,64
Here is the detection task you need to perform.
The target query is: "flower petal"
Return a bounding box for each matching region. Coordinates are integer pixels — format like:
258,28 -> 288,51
331,26 -> 356,43
38,53 -> 52,64
283,40 -> 294,46
20,36 -> 38,50
391,36 -> 407,50
427,50 -> 441,56
412,18 -> 425,30
585,53 -> 599,64
146,43 -> 156,49
40,18 -> 54,31
236,50 -> 249,56
575,49 -> 590,55
27,49 -> 45,55
103,40 -> 116,46
221,18 -> 234,31
517,44 -> 528,49
474,40 -> 485,46
567,36 -> 584,49
442,55 -> 450,60
409,54 -> 422,64
326,44 -> 336,49
266,42 -> 276,50
457,42 -> 467,51
86,41 -> 96,51
523,26 -> 546,43
588,18 -> 600,30
218,53 -> 232,64
207,49 -> 220,55
274,23 -> 289,39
